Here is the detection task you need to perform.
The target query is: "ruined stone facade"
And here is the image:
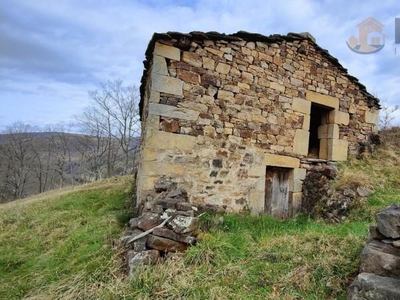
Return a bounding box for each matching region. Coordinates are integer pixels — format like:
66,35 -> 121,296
136,31 -> 380,218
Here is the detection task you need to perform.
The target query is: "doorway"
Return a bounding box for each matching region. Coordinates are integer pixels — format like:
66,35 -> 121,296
308,104 -> 331,158
265,166 -> 291,219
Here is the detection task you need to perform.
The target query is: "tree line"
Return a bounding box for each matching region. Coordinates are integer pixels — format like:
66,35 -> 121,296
0,80 -> 140,203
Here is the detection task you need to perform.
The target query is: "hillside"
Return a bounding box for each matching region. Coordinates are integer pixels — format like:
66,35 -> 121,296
0,128 -> 399,299
0,131 -> 139,203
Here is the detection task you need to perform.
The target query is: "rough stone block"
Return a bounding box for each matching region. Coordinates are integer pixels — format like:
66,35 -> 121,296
154,42 -> 180,61
348,273 -> 400,300
182,51 -> 203,68
360,240 -> 400,278
128,250 -> 160,276
270,82 -> 285,92
153,227 -> 196,245
152,74 -> 183,96
328,139 -> 348,161
292,97 -> 311,114
151,55 -> 168,75
217,90 -> 234,101
215,62 -> 231,74
306,91 -> 339,109
264,153 -> 300,168
168,215 -> 199,234
293,129 -> 309,156
146,235 -> 187,252
137,213 -> 162,231
328,110 -> 349,125
376,204 -> 400,239
149,103 -> 199,121
202,57 -> 215,70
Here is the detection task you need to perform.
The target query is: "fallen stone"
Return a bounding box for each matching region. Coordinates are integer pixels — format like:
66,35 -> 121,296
153,227 -> 196,245
369,226 -> 386,240
168,215 -> 199,234
357,187 -> 371,197
348,273 -> 400,300
154,176 -> 172,193
166,187 -> 188,201
126,229 -> 148,251
360,240 -> 400,278
137,213 -> 163,231
128,250 -> 160,276
156,198 -> 182,209
128,217 -> 139,229
393,240 -> 400,248
176,202 -> 198,211
376,204 -> 400,239
146,234 -> 188,252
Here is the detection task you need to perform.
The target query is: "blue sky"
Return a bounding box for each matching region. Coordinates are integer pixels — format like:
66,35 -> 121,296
1,0 -> 400,130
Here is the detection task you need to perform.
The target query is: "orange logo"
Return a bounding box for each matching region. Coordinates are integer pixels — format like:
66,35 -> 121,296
347,17 -> 385,54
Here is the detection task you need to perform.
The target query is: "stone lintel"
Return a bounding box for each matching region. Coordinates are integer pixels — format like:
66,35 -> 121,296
306,91 -> 339,110
264,153 -> 300,168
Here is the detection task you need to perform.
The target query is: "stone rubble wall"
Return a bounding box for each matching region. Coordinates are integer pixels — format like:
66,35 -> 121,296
348,204 -> 400,299
137,32 -> 379,213
121,177 -> 215,275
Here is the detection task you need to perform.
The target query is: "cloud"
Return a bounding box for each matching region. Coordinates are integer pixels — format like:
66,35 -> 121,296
1,0 -> 400,130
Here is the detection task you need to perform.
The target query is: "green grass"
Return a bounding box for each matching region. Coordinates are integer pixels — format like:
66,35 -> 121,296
0,176 -> 133,300
1,131 -> 400,299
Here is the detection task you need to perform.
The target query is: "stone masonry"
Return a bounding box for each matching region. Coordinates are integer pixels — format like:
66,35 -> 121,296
136,31 -> 380,217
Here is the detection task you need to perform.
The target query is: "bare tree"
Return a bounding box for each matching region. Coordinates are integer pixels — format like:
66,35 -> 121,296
0,122 -> 37,198
379,103 -> 399,130
75,80 -> 140,177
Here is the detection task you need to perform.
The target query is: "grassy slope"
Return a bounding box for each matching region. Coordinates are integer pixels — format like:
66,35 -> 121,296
0,129 -> 399,299
0,176 -> 133,300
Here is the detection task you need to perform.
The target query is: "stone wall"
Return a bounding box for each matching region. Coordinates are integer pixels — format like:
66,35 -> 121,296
136,31 -> 380,216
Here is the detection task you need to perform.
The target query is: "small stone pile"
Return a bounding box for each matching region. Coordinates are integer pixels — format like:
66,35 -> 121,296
348,204 -> 400,299
121,177 -> 211,275
301,160 -> 370,222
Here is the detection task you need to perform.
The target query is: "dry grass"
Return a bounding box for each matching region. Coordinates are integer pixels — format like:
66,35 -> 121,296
2,128 -> 400,299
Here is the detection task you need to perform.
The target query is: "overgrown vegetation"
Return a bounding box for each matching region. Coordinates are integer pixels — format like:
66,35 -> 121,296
0,80 -> 140,203
1,129 -> 400,299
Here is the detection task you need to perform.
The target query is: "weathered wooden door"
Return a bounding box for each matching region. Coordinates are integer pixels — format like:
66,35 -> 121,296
265,167 -> 290,219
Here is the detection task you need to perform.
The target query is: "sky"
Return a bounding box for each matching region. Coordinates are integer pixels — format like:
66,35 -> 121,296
1,0 -> 400,131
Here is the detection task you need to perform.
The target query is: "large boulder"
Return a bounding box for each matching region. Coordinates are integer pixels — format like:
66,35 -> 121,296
347,273 -> 400,300
360,240 -> 400,279
376,204 -> 400,239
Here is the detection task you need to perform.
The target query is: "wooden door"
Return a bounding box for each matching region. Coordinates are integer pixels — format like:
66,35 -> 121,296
265,167 -> 290,219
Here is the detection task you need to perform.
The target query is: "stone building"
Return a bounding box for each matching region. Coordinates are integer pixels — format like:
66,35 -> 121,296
136,31 -> 380,218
